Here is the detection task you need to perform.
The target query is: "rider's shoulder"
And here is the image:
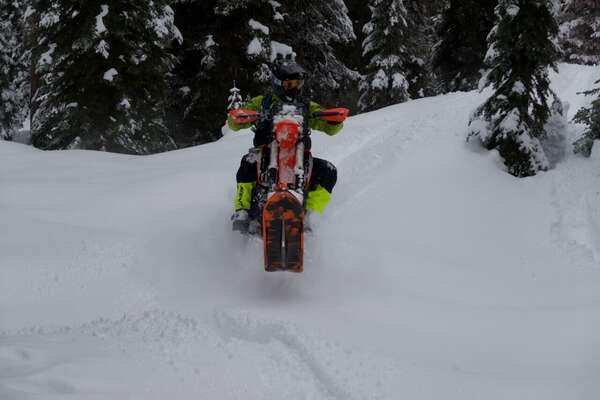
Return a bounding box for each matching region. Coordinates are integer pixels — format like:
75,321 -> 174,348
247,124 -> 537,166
248,95 -> 265,104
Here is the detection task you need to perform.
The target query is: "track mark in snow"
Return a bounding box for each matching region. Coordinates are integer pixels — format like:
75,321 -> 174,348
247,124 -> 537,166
3,310 -> 355,399
214,310 -> 352,400
1,311 -> 223,399
329,93 -> 483,217
548,160 -> 600,266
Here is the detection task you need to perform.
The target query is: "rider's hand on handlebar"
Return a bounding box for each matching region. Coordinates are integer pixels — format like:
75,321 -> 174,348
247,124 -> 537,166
229,109 -> 260,125
312,108 -> 350,123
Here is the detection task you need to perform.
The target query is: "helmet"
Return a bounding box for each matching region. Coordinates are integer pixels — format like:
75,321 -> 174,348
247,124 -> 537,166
271,60 -> 306,101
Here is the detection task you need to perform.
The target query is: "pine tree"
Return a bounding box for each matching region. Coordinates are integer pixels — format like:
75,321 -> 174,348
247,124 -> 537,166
559,0 -> 600,65
432,0 -> 496,92
30,1 -> 181,154
227,83 -> 243,110
168,0 -> 274,148
359,0 -> 410,111
404,0 -> 436,99
340,0 -> 372,105
573,79 -> 600,156
467,0 -> 563,177
275,0 -> 358,106
359,0 -> 432,112
0,0 -> 30,141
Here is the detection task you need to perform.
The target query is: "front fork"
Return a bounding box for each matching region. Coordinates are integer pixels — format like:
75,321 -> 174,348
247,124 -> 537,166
252,143 -> 313,223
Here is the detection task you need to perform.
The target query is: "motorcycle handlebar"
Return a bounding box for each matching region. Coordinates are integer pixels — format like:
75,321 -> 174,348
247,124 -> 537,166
311,111 -> 343,117
229,107 -> 350,125
311,108 -> 350,123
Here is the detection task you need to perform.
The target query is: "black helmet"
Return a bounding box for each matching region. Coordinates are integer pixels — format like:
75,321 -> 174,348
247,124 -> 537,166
271,60 -> 306,101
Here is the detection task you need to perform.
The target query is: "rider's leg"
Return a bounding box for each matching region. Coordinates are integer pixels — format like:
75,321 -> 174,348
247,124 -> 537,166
234,153 -> 258,211
306,158 -> 337,213
232,153 -> 257,231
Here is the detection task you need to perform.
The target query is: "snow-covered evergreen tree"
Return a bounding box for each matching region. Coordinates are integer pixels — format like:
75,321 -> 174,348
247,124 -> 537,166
559,0 -> 600,65
168,0 -> 275,147
404,0 -> 436,98
359,0 -> 431,112
0,0 -> 30,141
227,83 -> 243,110
573,79 -> 600,156
359,0 -> 411,111
30,1 -> 181,154
432,0 -> 496,92
468,0 -> 563,177
244,16 -> 272,83
276,0 -> 358,106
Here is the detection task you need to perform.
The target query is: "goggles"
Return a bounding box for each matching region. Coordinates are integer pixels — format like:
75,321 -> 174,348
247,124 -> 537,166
281,79 -> 303,91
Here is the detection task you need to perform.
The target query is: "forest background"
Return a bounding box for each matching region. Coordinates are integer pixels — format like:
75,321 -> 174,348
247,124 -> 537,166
1,0 -> 598,167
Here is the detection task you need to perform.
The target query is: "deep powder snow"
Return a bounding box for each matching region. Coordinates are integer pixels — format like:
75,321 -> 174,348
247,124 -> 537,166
1,64 -> 599,400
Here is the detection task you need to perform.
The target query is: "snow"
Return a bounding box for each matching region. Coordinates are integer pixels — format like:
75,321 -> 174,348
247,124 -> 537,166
1,64 -> 600,400
23,6 -> 35,19
270,40 -> 295,61
103,68 -> 118,82
95,39 -> 109,59
119,98 -> 131,110
205,35 -> 216,48
392,72 -> 408,90
248,19 -> 269,35
498,107 -> 522,132
512,80 -> 526,95
130,53 -> 147,65
95,5 -> 109,35
549,0 -> 562,17
38,43 -> 56,67
152,5 -> 182,44
246,38 -> 264,56
371,69 -> 388,89
39,11 -> 59,28
268,0 -> 284,20
179,86 -> 191,96
506,4 -> 520,17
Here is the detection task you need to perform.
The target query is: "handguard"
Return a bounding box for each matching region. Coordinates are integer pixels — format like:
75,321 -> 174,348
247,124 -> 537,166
229,109 -> 260,124
313,108 -> 350,123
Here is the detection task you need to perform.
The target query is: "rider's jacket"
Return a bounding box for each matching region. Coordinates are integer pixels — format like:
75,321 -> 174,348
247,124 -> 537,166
227,94 -> 343,147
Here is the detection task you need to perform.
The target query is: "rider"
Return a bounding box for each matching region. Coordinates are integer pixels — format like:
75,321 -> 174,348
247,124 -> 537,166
228,60 -> 343,231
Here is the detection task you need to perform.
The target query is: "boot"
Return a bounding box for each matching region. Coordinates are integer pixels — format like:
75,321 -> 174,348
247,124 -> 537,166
231,209 -> 249,232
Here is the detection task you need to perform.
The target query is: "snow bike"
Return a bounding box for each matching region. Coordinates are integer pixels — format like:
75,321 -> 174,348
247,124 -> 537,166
229,104 -> 349,273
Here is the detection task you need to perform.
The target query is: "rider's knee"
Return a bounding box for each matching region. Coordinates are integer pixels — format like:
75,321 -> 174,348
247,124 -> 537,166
236,154 -> 258,182
314,159 -> 337,193
325,161 -> 337,189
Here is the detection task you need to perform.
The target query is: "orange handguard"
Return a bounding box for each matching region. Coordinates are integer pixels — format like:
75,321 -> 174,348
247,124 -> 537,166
313,108 -> 350,123
229,109 -> 260,124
